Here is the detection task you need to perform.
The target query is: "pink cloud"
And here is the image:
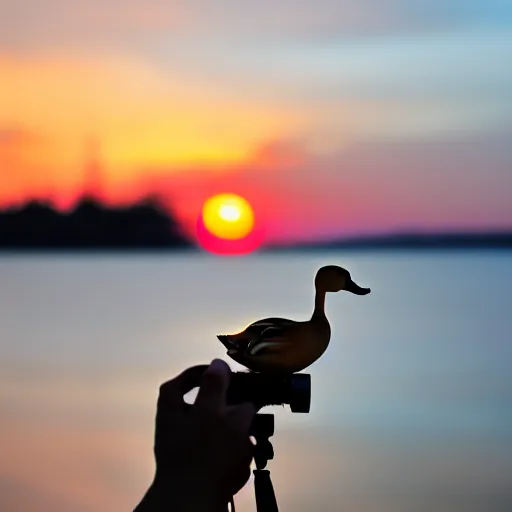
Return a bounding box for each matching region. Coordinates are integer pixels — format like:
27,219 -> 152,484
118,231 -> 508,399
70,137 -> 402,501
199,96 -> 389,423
127,130 -> 512,244
0,0 -> 455,56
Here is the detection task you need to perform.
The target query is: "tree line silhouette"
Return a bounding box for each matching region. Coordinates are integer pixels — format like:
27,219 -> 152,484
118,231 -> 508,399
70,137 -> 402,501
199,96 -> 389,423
0,196 -> 192,249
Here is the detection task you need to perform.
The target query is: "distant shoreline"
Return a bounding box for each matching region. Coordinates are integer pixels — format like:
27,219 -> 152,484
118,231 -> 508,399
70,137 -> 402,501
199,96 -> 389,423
262,232 -> 512,252
1,232 -> 512,253
2,199 -> 510,253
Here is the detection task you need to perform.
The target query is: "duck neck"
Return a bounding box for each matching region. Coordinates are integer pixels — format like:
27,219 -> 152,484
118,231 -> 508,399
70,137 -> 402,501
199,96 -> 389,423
311,287 -> 327,321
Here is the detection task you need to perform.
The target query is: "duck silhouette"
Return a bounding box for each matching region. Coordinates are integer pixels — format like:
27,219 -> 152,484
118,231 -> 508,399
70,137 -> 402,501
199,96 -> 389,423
217,265 -> 370,374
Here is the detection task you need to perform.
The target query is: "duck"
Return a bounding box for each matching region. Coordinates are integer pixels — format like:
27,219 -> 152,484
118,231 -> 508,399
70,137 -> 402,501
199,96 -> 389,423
217,265 -> 370,374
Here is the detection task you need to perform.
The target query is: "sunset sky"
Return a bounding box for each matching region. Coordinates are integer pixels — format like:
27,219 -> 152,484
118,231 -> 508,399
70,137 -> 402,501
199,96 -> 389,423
1,0 -> 512,242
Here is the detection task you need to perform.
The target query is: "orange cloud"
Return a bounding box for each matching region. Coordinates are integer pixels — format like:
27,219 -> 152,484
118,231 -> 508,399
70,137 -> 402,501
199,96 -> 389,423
0,54 -> 303,203
0,126 -> 54,202
128,140 -> 311,242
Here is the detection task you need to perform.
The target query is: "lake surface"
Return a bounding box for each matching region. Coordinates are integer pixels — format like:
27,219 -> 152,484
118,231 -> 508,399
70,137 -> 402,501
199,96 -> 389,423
0,251 -> 511,511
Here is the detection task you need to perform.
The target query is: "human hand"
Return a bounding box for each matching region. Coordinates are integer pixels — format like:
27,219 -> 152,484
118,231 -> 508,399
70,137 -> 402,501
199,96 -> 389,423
136,359 -> 256,512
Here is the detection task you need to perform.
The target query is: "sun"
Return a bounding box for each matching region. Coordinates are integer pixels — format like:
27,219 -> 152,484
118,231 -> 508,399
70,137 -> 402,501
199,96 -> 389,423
196,193 -> 264,254
201,193 -> 255,240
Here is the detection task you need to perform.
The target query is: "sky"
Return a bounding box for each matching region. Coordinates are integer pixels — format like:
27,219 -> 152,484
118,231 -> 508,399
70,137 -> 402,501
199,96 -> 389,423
1,0 -> 512,242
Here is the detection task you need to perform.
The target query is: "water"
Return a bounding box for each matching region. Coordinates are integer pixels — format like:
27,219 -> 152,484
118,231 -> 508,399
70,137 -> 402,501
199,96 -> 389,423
0,251 -> 511,511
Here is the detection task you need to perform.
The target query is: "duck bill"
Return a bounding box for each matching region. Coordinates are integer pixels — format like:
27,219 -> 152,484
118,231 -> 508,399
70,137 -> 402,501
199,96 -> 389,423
346,279 -> 371,295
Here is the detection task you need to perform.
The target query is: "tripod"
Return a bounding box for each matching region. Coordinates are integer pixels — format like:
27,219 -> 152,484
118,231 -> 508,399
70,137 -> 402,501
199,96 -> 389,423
251,413 -> 279,512
227,372 -> 311,512
229,413 -> 278,512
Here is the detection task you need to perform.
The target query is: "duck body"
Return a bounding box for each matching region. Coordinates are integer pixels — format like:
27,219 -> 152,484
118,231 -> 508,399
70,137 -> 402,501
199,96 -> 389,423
217,315 -> 331,374
217,265 -> 370,375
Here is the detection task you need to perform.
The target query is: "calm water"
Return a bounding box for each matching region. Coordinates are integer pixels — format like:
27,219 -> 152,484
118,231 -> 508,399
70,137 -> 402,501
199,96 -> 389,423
0,251 -> 511,511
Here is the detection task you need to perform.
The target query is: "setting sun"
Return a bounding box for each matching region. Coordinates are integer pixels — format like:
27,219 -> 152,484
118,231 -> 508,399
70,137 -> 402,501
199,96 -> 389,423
201,193 -> 255,240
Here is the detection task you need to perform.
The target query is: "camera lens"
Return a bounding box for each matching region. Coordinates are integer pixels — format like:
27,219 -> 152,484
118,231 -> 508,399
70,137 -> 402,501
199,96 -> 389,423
288,374 -> 311,413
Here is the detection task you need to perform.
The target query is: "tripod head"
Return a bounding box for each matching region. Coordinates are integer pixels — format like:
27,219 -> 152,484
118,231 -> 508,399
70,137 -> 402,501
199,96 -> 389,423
250,414 -> 275,469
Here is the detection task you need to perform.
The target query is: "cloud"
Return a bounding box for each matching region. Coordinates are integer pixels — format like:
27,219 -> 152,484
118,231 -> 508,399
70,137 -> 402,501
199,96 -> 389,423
291,128 -> 512,237
0,0 -> 182,54
0,126 -> 35,146
0,126 -> 42,185
0,53 -> 302,204
133,128 -> 512,243
3,0 -> 512,56
178,0 -> 450,38
134,29 -> 512,149
0,125 -> 61,203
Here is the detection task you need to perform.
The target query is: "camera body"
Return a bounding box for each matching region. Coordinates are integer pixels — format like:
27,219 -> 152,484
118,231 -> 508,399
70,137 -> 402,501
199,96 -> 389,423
227,372 -> 311,413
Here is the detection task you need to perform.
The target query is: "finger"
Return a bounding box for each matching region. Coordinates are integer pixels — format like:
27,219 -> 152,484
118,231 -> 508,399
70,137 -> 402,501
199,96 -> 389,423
158,365 -> 209,410
194,359 -> 231,414
226,402 -> 257,434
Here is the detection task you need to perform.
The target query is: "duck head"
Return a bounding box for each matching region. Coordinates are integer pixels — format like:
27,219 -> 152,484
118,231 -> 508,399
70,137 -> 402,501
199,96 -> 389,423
315,265 -> 371,295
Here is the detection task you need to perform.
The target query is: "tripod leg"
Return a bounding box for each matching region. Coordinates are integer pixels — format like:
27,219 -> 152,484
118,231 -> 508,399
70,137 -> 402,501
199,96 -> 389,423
254,469 -> 279,512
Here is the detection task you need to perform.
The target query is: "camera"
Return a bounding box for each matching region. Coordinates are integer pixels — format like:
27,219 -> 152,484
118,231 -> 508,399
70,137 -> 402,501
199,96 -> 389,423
226,372 -> 311,413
